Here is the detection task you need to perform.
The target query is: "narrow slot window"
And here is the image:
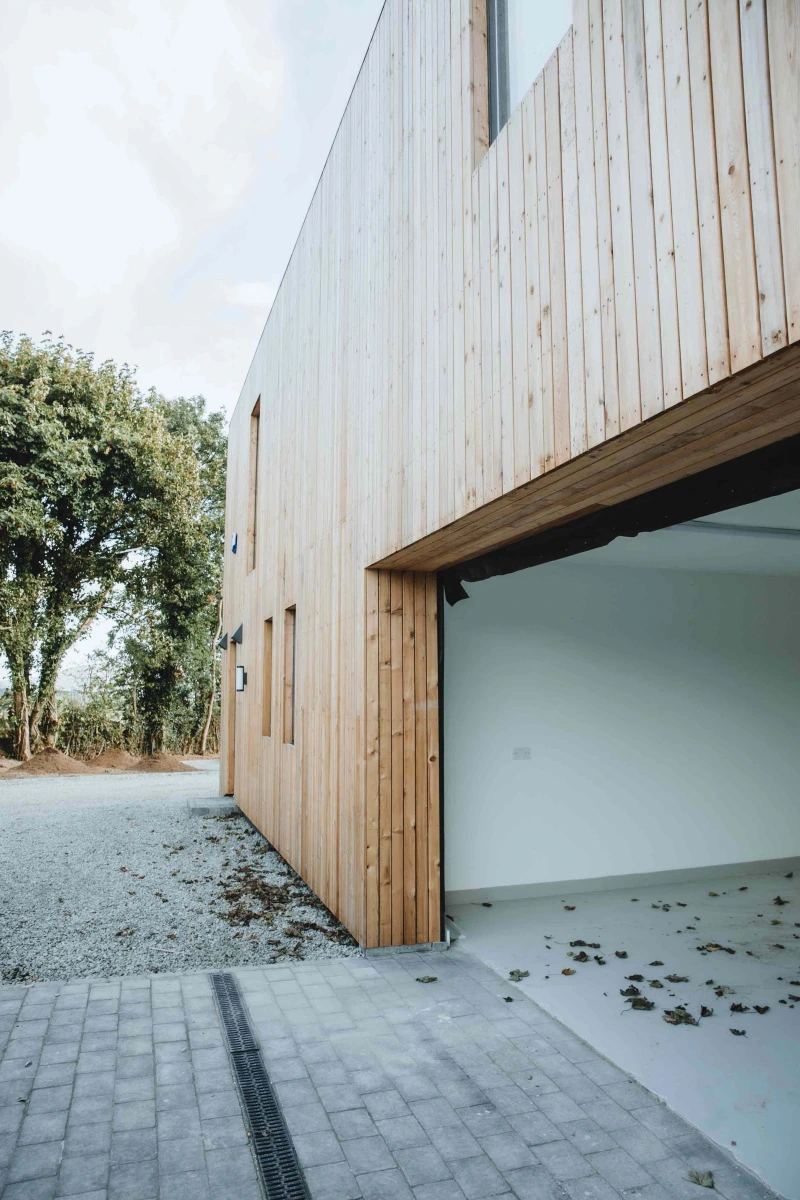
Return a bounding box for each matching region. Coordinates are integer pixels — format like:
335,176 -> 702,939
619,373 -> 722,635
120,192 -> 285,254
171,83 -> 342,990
247,398 -> 261,572
487,0 -> 572,144
283,606 -> 296,745
262,618 -> 273,736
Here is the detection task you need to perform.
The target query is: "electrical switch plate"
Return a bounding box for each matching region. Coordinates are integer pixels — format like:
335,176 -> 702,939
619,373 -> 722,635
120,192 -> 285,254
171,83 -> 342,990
512,747 -> 531,760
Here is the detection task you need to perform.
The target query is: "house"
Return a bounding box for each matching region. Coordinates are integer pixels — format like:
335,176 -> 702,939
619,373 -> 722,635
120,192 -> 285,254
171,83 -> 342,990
221,2 -> 799,1185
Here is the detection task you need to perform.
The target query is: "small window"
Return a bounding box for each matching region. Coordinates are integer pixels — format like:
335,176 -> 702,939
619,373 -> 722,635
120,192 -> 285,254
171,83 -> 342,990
246,398 -> 261,572
283,606 -> 296,745
262,618 -> 273,737
487,0 -> 572,143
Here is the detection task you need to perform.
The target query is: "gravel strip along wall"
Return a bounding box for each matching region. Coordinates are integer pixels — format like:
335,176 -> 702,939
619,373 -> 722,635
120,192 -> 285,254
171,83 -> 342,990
0,773 -> 358,981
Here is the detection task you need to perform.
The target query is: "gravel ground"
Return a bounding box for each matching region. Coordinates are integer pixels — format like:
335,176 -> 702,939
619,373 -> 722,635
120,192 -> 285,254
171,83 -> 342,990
0,765 -> 359,981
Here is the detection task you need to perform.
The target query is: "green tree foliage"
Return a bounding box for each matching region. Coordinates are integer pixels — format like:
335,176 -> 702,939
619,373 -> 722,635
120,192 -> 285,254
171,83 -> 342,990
0,333 -> 226,759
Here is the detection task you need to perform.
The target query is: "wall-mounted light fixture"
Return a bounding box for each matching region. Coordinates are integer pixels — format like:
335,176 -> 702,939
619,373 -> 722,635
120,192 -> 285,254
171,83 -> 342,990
217,633 -> 229,651
230,625 -> 243,645
236,665 -> 247,692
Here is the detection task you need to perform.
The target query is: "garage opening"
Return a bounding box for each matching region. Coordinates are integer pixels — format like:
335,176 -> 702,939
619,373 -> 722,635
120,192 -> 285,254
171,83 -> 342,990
442,437 -> 800,1196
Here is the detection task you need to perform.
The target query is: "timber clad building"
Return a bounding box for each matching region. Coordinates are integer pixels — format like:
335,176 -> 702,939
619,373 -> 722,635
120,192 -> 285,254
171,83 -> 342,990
221,0 -> 800,950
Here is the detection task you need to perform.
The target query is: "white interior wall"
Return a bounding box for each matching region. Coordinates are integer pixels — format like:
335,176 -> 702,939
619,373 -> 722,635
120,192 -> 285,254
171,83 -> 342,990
444,563 -> 800,894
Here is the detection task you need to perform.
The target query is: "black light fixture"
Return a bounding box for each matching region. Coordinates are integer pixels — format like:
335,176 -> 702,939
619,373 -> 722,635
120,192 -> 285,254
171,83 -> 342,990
230,625 -> 243,645
231,532 -> 238,553
217,633 -> 229,651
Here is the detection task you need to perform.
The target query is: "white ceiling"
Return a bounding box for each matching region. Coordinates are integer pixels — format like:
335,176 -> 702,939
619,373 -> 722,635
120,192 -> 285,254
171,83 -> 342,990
570,488 -> 800,575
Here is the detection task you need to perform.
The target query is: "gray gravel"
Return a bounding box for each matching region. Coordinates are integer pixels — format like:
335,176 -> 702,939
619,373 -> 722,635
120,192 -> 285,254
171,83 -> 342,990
0,765 -> 359,981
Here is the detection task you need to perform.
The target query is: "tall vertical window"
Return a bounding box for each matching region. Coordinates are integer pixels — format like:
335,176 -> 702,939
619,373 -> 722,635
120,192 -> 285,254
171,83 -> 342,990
487,0 -> 572,143
283,606 -> 296,745
262,618 -> 273,737
246,398 -> 261,572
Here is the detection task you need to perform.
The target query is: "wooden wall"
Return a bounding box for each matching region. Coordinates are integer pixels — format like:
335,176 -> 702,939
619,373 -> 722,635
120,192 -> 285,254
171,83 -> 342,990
220,0 -> 800,946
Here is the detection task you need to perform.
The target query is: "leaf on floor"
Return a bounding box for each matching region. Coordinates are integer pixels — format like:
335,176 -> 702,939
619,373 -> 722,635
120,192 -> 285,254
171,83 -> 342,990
649,960 -> 664,967
665,975 -> 689,983
700,1006 -> 713,1018
696,944 -> 735,955
663,1007 -> 697,1026
626,974 -> 645,982
509,969 -> 530,982
785,871 -> 794,879
562,968 -> 576,976
615,951 -> 628,959
772,944 -> 786,950
730,1002 -> 750,1013
687,1169 -> 714,1188
594,956 -> 606,965
416,976 -> 438,984
573,952 -> 590,963
708,892 -> 719,897
626,997 -> 655,1010
714,985 -> 734,997
631,898 -> 639,902
729,1028 -> 747,1036
482,902 -> 493,907
738,887 -> 748,892
114,926 -> 135,937
621,985 -> 641,997
677,902 -> 687,907
570,940 -> 601,948
564,905 -> 576,911
503,996 -> 514,1003
771,920 -> 782,926
754,1005 -> 770,1014
773,895 -> 789,905
789,994 -> 800,1002
649,980 -> 664,988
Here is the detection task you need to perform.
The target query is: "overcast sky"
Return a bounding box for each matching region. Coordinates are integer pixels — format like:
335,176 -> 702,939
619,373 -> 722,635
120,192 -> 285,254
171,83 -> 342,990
0,0 -> 385,418
0,0 -> 384,689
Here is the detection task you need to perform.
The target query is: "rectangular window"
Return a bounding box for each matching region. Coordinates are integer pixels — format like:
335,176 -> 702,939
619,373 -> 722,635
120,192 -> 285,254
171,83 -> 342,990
262,618 -> 273,736
283,606 -> 296,745
246,398 -> 261,572
487,0 -> 571,143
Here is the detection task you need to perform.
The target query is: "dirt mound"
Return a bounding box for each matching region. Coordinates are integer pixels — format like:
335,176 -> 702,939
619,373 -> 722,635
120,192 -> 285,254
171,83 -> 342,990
8,748 -> 100,776
90,748 -> 141,771
135,752 -> 196,773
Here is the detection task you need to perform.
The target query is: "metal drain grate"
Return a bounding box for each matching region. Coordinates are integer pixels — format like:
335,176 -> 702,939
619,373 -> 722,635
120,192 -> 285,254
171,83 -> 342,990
211,972 -> 310,1200
211,972 -> 259,1053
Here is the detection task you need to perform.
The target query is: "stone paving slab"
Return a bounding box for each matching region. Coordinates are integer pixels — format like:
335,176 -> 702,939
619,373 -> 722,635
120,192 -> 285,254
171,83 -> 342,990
0,947 -> 784,1200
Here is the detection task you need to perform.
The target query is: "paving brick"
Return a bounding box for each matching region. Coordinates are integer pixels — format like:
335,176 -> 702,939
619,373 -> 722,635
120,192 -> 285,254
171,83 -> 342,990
158,1106 -> 202,1141
437,1081 -> 487,1110
54,1152 -> 109,1195
530,1140 -> 595,1182
0,1103 -> 25,1135
503,1166 -> 568,1200
205,1144 -> 260,1190
159,1132 -> 205,1175
577,1101 -> 636,1134
533,1095 -> 587,1128
74,1072 -> 113,1099
357,1167 -> 416,1200
562,1179 -> 621,1200
200,1115 -> 250,1151
197,1090 -> 241,1121
107,1157 -> 158,1199
427,1125 -> 483,1163
3,1178 -> 59,1199
477,1133 -> 537,1172
610,1125 -> 672,1165
159,1169 -> 211,1200
391,1073 -> 441,1103
28,1085 -> 73,1115
304,1161 -> 363,1200
110,1127 -> 156,1165
293,1130 -> 347,1167
63,1120 -> 112,1159
67,1096 -> 112,1127
394,1145 -> 452,1187
460,1108 -> 511,1139
283,1100 -> 333,1136
319,1084 -> 367,1113
558,1122 -> 615,1157
111,1100 -> 155,1132
376,1115 -> 429,1151
413,1182 -> 469,1200
628,1106 -> 694,1141
8,1141 -> 64,1183
19,1110 -> 68,1145
449,1154 -> 509,1199
343,1135 -> 396,1174
585,1148 -> 653,1191
409,1100 -> 462,1132
364,1090 -> 413,1121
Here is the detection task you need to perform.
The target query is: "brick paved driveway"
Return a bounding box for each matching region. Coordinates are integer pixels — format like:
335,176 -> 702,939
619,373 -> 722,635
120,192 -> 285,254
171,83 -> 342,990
0,948 -> 780,1199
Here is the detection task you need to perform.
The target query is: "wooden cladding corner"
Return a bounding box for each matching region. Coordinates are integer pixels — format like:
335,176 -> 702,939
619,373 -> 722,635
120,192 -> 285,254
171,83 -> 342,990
365,570 -> 441,949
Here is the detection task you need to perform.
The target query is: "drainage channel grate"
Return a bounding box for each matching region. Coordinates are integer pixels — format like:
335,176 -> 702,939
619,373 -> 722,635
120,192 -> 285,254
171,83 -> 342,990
211,971 -> 310,1200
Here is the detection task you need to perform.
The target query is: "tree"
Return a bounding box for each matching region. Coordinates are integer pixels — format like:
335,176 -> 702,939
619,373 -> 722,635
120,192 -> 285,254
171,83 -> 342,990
106,395 -> 227,755
0,333 -> 203,758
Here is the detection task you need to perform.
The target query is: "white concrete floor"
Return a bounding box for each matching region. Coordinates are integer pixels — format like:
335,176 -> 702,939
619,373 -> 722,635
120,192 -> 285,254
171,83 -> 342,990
449,865 -> 800,1199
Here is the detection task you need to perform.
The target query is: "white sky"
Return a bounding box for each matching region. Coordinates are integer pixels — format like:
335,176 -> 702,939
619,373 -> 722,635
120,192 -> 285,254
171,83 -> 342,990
0,0 -> 384,689
0,0 -> 385,416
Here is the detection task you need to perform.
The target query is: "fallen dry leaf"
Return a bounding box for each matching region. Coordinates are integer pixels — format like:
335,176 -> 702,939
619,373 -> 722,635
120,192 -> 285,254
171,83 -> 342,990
773,895 -> 789,906
615,951 -> 628,959
663,1008 -> 697,1026
665,974 -> 689,983
700,1006 -> 713,1018
626,997 -> 655,1010
649,980 -> 664,988
687,1169 -> 714,1188
509,969 -> 530,982
416,976 -> 437,984
564,905 -> 576,911
626,974 -> 645,982
649,960 -> 664,967
621,985 -> 641,997
730,1028 -> 747,1036
730,1002 -> 750,1013
562,968 -> 576,976
754,1005 -> 770,1015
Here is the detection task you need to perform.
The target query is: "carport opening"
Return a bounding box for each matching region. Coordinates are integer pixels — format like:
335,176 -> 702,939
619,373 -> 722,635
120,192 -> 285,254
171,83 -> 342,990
443,434 -> 800,902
